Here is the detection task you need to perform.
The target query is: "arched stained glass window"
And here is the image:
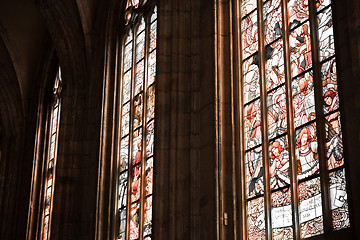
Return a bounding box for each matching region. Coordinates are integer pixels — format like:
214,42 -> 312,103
239,0 -> 350,239
117,1 -> 156,240
41,67 -> 62,240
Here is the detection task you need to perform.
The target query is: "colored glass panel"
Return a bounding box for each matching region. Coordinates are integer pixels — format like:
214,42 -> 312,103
242,11 -> 258,59
263,0 -> 282,45
267,86 -> 287,139
120,136 -> 130,172
318,7 -> 335,61
241,0 -> 257,17
244,100 -> 262,149
147,85 -> 155,122
121,103 -> 130,137
271,189 -> 293,239
316,0 -> 331,12
295,124 -> 319,180
288,0 -> 309,30
247,197 -> 266,240
150,6 -> 157,23
132,129 -> 142,166
143,196 -> 152,236
246,146 -> 263,198
133,94 -> 143,129
145,158 -> 153,196
243,56 -> 260,103
135,60 -> 144,95
322,58 -> 338,114
265,40 -> 285,91
290,22 -> 312,77
146,121 -> 154,157
130,202 -> 140,240
150,20 -> 157,52
292,71 -> 316,128
118,208 -> 127,240
329,169 -> 350,230
325,112 -> 344,170
124,41 -> 133,72
136,30 -> 146,62
131,165 -> 141,202
148,50 -> 157,87
123,71 -> 132,103
298,178 -> 324,238
119,172 -> 128,208
269,136 -> 290,190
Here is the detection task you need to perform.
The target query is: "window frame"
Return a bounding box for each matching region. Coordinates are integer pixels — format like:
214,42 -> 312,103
233,0 -> 352,239
114,1 -> 157,239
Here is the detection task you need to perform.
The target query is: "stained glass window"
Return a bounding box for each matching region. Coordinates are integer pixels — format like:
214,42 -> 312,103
41,67 -> 62,240
117,1 -> 156,240
239,0 -> 350,239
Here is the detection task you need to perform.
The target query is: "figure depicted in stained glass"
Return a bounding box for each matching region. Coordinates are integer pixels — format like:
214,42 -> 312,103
270,140 -> 290,189
325,112 -> 343,169
242,11 -> 258,59
296,126 -> 319,180
133,94 -> 143,129
268,87 -> 287,138
290,23 -> 312,77
318,8 -> 335,60
245,101 -> 262,149
263,0 -> 282,45
247,147 -> 263,197
243,58 -> 260,103
288,0 -> 309,29
130,204 -> 140,239
293,75 -> 315,127
265,40 -> 285,90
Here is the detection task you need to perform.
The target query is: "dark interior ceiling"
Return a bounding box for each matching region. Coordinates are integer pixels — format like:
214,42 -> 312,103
0,0 -> 101,132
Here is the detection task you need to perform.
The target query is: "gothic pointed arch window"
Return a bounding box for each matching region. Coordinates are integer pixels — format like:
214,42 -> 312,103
116,1 -> 157,239
41,67 -> 62,240
238,0 -> 350,239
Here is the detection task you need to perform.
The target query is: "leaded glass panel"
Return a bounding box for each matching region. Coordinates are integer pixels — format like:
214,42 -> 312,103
117,4 -> 156,240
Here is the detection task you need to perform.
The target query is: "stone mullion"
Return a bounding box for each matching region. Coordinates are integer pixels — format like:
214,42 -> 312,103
256,0 -> 272,239
280,0 -> 301,238
139,13 -> 151,240
309,0 -> 332,235
232,0 -> 247,239
125,26 -> 137,240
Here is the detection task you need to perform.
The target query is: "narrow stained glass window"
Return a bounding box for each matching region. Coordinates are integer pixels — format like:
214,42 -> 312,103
117,1 -> 156,240
41,67 -> 62,240
239,0 -> 350,239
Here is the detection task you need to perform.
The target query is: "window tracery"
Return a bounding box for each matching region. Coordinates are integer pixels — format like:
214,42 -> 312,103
239,0 -> 350,238
117,1 -> 157,239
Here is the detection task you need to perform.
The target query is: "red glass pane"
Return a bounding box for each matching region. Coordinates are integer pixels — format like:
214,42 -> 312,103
269,136 -> 290,190
288,0 -> 309,30
242,11 -> 258,59
244,100 -> 262,149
